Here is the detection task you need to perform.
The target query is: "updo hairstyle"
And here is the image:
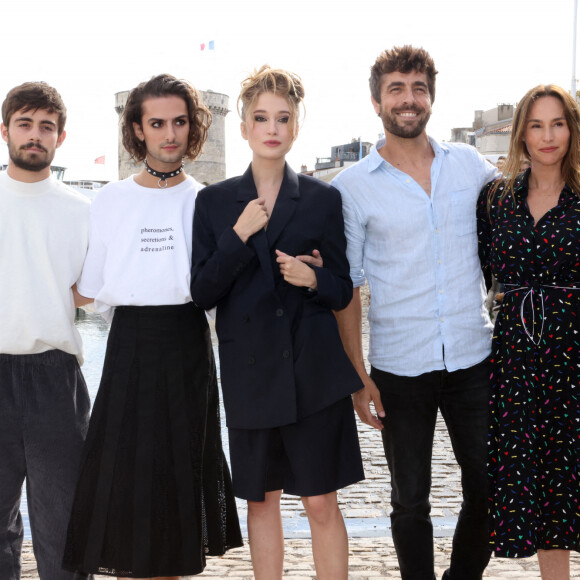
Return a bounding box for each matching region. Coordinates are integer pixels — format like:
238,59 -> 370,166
237,65 -> 305,129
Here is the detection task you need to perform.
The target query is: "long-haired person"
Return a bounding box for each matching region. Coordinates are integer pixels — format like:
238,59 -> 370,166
63,74 -> 242,580
478,84 -> 580,580
190,66 -> 364,580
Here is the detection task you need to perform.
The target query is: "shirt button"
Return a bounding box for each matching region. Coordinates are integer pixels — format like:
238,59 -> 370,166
276,308 -> 284,317
440,317 -> 445,322
439,290 -> 443,294
248,356 -> 256,365
406,179 -> 410,183
435,229 -> 439,234
282,350 -> 290,359
437,259 -> 441,264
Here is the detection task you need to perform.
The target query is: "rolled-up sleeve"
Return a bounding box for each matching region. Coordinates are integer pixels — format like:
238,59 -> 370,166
333,180 -> 366,288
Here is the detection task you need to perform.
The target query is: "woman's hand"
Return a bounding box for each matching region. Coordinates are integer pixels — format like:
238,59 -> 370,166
275,250 -> 317,289
296,249 -> 323,268
233,198 -> 269,243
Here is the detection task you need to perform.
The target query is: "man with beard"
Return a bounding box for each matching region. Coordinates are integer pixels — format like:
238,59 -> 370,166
332,46 -> 497,580
0,82 -> 91,580
61,74 -> 242,579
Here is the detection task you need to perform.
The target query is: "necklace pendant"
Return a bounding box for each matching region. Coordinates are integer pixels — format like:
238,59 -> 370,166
145,157 -> 184,188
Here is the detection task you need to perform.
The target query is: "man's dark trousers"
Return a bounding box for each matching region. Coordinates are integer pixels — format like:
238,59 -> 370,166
372,358 -> 491,580
0,350 -> 92,580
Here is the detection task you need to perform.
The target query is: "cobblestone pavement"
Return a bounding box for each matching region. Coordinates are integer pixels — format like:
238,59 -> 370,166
19,537 -> 580,578
20,290 -> 580,577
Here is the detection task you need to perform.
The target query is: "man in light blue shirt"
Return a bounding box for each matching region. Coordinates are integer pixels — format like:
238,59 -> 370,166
333,46 -> 497,580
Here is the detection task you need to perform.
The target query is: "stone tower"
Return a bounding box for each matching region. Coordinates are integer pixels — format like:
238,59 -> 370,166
114,89 -> 229,185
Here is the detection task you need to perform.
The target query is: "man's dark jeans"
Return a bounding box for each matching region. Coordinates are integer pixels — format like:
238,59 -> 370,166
371,358 -> 491,580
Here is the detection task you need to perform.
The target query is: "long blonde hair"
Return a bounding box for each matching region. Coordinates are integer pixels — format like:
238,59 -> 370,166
490,84 -> 580,207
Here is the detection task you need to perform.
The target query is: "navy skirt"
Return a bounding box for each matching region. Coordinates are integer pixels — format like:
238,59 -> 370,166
228,396 -> 364,501
63,303 -> 242,577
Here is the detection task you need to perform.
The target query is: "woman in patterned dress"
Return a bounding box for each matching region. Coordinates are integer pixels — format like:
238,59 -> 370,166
478,85 -> 580,580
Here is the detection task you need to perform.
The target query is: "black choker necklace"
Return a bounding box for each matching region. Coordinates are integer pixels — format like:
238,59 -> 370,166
144,158 -> 184,188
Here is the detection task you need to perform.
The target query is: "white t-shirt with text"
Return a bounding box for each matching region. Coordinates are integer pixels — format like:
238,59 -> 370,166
78,175 -> 203,321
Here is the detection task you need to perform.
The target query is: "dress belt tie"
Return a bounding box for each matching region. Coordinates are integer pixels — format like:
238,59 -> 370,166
502,282 -> 580,346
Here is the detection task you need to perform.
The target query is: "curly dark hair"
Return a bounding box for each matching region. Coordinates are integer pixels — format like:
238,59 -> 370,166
121,74 -> 212,161
369,45 -> 438,104
2,82 -> 67,135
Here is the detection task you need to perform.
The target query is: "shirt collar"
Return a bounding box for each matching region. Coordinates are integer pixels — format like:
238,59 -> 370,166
367,135 -> 448,173
513,168 -> 577,205
512,168 -> 529,198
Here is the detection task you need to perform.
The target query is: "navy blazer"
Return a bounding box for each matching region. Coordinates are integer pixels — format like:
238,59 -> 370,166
191,164 -> 363,429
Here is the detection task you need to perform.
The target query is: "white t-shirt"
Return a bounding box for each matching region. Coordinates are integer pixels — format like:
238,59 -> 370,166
0,172 -> 89,361
78,175 -> 203,321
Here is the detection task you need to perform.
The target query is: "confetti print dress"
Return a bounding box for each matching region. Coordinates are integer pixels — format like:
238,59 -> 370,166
477,170 -> 580,558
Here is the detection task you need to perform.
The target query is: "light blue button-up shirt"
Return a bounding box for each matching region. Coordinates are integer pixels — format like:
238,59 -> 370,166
332,137 -> 496,376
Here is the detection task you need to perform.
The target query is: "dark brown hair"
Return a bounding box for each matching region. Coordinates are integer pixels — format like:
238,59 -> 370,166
489,84 -> 580,206
122,74 -> 211,161
369,45 -> 438,103
2,82 -> 67,135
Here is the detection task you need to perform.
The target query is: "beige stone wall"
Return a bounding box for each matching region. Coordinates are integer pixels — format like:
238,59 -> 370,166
481,104 -> 514,127
475,133 -> 510,155
114,89 -> 229,185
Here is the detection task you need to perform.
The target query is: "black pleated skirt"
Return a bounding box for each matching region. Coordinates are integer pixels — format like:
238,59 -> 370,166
63,303 -> 242,577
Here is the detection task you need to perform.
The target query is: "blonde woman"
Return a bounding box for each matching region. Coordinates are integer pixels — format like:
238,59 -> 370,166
191,66 -> 364,580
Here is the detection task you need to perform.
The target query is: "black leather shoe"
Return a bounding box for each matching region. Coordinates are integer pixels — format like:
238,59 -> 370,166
441,570 -> 451,580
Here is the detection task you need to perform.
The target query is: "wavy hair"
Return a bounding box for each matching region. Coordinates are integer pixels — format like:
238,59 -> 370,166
369,45 -> 438,104
2,82 -> 67,135
489,84 -> 580,207
122,74 -> 211,161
